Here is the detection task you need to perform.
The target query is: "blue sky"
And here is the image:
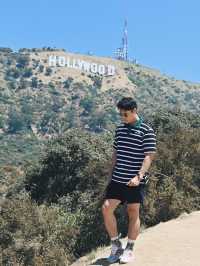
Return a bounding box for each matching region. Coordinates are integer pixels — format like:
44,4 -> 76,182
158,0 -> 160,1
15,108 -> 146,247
0,0 -> 199,83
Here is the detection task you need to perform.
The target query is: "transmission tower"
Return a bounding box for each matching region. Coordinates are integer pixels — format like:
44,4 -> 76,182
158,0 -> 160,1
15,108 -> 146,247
115,20 -> 128,61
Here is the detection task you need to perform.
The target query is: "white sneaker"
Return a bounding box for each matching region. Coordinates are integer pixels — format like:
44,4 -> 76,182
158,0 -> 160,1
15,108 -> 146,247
107,240 -> 123,263
119,248 -> 135,264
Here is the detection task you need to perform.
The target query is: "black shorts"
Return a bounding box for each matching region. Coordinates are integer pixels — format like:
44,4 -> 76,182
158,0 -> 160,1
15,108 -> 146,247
103,180 -> 146,205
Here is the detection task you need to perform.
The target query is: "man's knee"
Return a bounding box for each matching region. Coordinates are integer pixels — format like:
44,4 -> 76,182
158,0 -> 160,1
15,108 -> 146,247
101,199 -> 119,214
102,200 -> 112,214
127,203 -> 140,219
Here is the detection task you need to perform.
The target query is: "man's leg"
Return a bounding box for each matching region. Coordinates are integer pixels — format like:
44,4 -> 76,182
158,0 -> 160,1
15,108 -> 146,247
126,203 -> 140,240
101,199 -> 121,238
102,199 -> 123,263
119,203 -> 140,263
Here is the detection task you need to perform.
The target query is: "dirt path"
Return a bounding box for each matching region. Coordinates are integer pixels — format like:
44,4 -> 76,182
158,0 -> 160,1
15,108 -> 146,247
71,211 -> 200,266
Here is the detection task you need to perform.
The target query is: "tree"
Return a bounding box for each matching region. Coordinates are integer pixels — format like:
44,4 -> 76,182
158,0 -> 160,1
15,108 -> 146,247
5,68 -> 20,80
0,115 -> 4,128
39,64 -> 44,73
31,77 -> 38,88
16,55 -> 29,68
80,96 -> 94,113
45,67 -> 53,76
22,68 -> 32,78
7,110 -> 25,133
18,78 -> 29,90
24,129 -> 112,204
21,102 -> 33,129
63,77 -> 73,89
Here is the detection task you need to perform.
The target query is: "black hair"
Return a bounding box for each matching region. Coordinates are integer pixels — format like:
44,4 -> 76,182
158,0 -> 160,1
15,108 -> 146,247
117,97 -> 137,110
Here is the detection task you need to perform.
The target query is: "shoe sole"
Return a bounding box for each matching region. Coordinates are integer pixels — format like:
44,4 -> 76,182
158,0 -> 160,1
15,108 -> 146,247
107,248 -> 124,263
119,257 -> 135,264
119,259 -> 134,264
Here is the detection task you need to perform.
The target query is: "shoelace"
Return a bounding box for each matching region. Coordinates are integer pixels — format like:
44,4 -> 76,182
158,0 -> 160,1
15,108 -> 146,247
110,233 -> 122,255
111,244 -> 119,255
111,241 -> 121,255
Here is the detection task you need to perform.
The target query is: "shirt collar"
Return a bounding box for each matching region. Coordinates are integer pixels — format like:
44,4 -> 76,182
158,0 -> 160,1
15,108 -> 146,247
124,116 -> 143,129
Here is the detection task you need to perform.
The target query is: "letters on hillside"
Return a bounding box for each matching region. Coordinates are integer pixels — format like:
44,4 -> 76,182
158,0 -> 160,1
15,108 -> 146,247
48,55 -> 116,76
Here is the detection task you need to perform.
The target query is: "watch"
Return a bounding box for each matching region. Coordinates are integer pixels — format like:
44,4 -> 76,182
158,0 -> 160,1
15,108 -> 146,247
138,172 -> 145,180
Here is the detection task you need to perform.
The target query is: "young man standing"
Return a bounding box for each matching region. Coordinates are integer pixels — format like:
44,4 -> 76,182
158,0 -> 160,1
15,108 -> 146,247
102,97 -> 156,264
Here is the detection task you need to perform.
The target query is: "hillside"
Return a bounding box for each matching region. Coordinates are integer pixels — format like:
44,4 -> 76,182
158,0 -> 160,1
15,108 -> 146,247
0,127 -> 199,265
1,47 -> 200,196
0,47 -> 200,142
71,211 -> 200,266
0,47 -> 200,264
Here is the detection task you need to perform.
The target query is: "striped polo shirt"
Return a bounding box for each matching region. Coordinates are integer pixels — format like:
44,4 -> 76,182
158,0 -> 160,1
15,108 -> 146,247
112,118 -> 156,185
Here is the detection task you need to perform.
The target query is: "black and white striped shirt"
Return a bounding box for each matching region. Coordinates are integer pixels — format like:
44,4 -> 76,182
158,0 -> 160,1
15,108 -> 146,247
112,120 -> 156,185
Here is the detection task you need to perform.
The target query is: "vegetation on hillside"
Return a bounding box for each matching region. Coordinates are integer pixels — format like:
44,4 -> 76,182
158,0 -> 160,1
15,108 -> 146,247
1,110 -> 200,265
0,48 -> 200,264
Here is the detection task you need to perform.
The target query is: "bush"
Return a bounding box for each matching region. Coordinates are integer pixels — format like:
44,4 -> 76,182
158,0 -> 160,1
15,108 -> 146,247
22,68 -> 33,78
21,103 -> 33,129
31,77 -> 38,88
140,126 -> 200,226
8,81 -> 17,90
7,110 -> 25,133
23,129 -> 129,257
63,77 -> 73,89
24,129 -> 112,204
80,96 -> 94,113
18,77 -> 29,90
0,115 -> 4,128
39,111 -> 55,133
16,55 -> 29,68
3,111 -> 200,263
0,194 -> 78,265
0,47 -> 13,53
38,65 -> 44,73
5,68 -> 20,80
45,67 -> 53,76
91,75 -> 102,88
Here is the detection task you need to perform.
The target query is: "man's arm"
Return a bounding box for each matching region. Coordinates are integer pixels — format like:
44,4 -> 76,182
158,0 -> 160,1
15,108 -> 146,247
127,152 -> 156,186
108,149 -> 117,182
138,152 -> 156,180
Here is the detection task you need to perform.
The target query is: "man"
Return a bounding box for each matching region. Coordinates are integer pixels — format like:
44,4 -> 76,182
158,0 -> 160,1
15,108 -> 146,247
102,97 -> 156,264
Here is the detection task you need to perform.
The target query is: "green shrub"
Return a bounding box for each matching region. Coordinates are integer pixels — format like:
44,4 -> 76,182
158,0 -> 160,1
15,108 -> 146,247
80,96 -> 94,113
7,110 -> 25,133
5,68 -> 20,80
0,115 -> 4,128
2,111 -> 200,263
45,67 -> 53,76
0,194 -> 78,265
24,129 -> 112,204
31,77 -> 38,88
16,55 -> 29,68
22,68 -> 33,78
38,65 -> 44,73
63,77 -> 73,89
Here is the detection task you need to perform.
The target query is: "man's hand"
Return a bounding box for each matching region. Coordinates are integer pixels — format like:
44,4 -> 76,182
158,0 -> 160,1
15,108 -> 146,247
127,172 -> 144,187
127,175 -> 140,186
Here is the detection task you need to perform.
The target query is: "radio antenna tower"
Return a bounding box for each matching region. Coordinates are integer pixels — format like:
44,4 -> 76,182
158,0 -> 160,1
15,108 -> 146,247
115,19 -> 128,61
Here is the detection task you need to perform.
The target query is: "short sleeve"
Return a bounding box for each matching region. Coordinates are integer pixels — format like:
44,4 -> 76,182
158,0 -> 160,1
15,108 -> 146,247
142,127 -> 156,154
113,129 -> 117,150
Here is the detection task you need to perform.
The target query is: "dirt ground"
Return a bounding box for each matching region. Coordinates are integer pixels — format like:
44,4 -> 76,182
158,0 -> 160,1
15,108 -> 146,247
71,211 -> 200,266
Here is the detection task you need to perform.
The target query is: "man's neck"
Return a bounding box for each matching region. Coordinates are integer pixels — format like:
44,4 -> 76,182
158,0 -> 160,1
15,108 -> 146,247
129,114 -> 140,126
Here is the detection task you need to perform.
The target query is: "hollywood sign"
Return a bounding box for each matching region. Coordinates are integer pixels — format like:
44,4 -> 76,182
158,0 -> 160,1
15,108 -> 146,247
48,55 -> 116,76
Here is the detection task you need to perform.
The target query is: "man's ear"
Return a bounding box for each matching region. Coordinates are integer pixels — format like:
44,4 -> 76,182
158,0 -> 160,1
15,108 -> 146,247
131,108 -> 137,113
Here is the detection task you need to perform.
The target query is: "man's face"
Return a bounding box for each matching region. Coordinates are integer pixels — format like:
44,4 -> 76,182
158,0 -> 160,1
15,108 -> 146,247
118,108 -> 137,124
